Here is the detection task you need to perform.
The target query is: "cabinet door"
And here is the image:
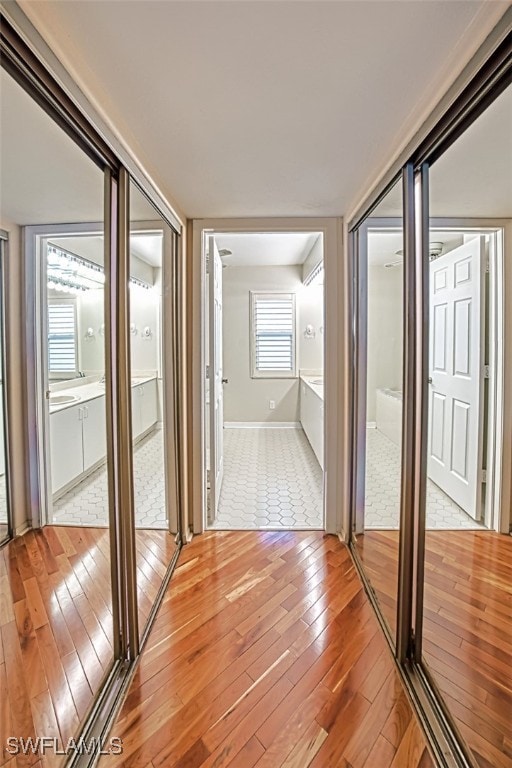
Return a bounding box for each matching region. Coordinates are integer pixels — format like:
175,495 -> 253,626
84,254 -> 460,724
131,384 -> 142,440
50,405 -> 84,494
83,396 -> 107,471
140,378 -> 158,434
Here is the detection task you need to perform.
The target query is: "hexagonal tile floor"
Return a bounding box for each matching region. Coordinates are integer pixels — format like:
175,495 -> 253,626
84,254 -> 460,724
209,428 -> 324,530
51,428 -> 167,528
365,428 -> 485,530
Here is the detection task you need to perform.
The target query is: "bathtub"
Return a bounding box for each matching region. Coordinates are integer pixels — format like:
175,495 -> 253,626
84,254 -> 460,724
376,388 -> 402,446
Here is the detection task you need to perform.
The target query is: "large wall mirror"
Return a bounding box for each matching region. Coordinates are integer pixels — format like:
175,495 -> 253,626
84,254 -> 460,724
351,70 -> 512,768
129,181 -> 181,641
0,232 -> 11,545
353,178 -> 404,643
0,64 -> 117,761
418,82 -> 512,768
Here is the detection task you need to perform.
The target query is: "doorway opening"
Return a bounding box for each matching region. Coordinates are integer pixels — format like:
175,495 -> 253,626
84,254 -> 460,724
203,231 -> 325,530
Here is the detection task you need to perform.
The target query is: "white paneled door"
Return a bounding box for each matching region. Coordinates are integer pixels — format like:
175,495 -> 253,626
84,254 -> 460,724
428,237 -> 485,520
209,236 -> 224,520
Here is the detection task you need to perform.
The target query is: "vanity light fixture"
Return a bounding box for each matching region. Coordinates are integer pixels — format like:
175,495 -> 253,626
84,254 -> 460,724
129,276 -> 152,290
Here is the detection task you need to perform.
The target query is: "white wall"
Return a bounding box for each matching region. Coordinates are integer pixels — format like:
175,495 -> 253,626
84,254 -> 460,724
367,264 -> 403,422
129,283 -> 160,374
77,288 -> 105,374
223,265 -> 302,423
299,282 -> 324,372
222,264 -> 324,423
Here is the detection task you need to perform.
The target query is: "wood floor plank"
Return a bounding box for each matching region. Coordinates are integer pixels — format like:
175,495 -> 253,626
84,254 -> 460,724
1,526 -> 173,767
100,531 -> 432,768
357,529 -> 512,768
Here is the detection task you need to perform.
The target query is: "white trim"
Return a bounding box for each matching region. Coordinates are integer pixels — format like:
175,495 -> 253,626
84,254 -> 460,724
224,421 -> 301,429
15,521 -> 31,538
366,421 -> 376,429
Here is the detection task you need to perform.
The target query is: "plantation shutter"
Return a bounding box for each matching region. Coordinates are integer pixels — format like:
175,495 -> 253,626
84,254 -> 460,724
48,301 -> 78,375
251,293 -> 296,377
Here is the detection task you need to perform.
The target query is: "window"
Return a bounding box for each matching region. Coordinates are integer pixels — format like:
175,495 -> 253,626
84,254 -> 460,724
48,299 -> 78,378
250,291 -> 297,378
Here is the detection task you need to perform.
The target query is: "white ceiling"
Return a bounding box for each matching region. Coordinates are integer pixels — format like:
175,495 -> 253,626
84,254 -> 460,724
214,232 -> 320,267
0,68 -> 163,226
49,232 -> 162,268
19,0 -> 509,220
368,230 -> 467,267
0,68 -> 104,225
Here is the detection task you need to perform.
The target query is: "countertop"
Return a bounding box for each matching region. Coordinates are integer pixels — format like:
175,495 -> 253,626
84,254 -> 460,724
49,375 -> 157,413
301,375 -> 324,401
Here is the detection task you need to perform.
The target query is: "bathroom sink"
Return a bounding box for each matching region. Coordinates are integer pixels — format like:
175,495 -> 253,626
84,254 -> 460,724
49,394 -> 80,405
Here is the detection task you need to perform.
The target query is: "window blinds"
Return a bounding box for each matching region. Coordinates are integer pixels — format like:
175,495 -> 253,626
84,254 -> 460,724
48,302 -> 78,375
252,293 -> 295,375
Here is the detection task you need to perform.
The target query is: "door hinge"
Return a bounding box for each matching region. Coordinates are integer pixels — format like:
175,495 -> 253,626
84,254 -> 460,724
485,254 -> 490,273
484,365 -> 490,379
482,469 -> 487,483
205,364 -> 210,379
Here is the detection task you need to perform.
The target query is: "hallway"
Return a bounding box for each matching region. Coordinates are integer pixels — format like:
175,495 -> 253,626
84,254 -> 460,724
103,531 -> 433,767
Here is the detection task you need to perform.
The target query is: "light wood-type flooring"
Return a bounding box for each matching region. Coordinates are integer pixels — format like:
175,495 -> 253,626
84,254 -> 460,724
102,530 -> 434,767
0,526 -> 177,768
357,530 -> 512,768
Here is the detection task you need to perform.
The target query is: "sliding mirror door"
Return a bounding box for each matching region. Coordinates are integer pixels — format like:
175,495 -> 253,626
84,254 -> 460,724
0,233 -> 11,545
418,83 -> 512,768
353,178 -> 404,642
0,65 -> 118,761
129,182 -> 180,641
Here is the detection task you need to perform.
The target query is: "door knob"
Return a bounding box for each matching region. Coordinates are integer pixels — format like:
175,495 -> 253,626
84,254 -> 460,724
222,378 -> 228,384
428,377 -> 433,384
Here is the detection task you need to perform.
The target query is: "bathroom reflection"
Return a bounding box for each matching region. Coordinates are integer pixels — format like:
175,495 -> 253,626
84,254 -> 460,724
354,178 -> 404,640
46,234 -> 109,526
130,181 -> 180,640
0,64 -> 115,763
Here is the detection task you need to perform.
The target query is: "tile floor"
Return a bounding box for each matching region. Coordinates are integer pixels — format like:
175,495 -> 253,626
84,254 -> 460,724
52,428 -> 167,528
209,428 -> 324,530
365,427 -> 485,529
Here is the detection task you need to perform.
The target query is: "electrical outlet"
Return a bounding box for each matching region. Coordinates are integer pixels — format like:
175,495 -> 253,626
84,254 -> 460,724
269,400 -> 275,410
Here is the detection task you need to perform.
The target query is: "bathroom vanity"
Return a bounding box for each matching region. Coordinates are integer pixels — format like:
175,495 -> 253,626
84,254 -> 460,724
49,375 -> 157,496
300,375 -> 324,470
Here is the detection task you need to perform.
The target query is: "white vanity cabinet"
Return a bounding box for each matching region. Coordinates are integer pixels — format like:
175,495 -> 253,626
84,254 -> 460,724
300,381 -> 324,470
50,395 -> 107,495
82,397 -> 107,471
132,378 -> 158,440
50,403 -> 84,494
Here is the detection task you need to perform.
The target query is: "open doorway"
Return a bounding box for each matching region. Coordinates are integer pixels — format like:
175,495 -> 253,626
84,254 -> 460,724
204,231 -> 325,530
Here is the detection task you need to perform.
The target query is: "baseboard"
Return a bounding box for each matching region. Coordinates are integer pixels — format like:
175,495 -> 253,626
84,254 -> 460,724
366,421 -> 376,429
15,521 -> 31,537
224,422 -> 301,429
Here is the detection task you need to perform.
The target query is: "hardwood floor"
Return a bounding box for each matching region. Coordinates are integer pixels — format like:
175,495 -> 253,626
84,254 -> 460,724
102,531 -> 433,768
0,526 -> 177,767
357,530 -> 512,768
